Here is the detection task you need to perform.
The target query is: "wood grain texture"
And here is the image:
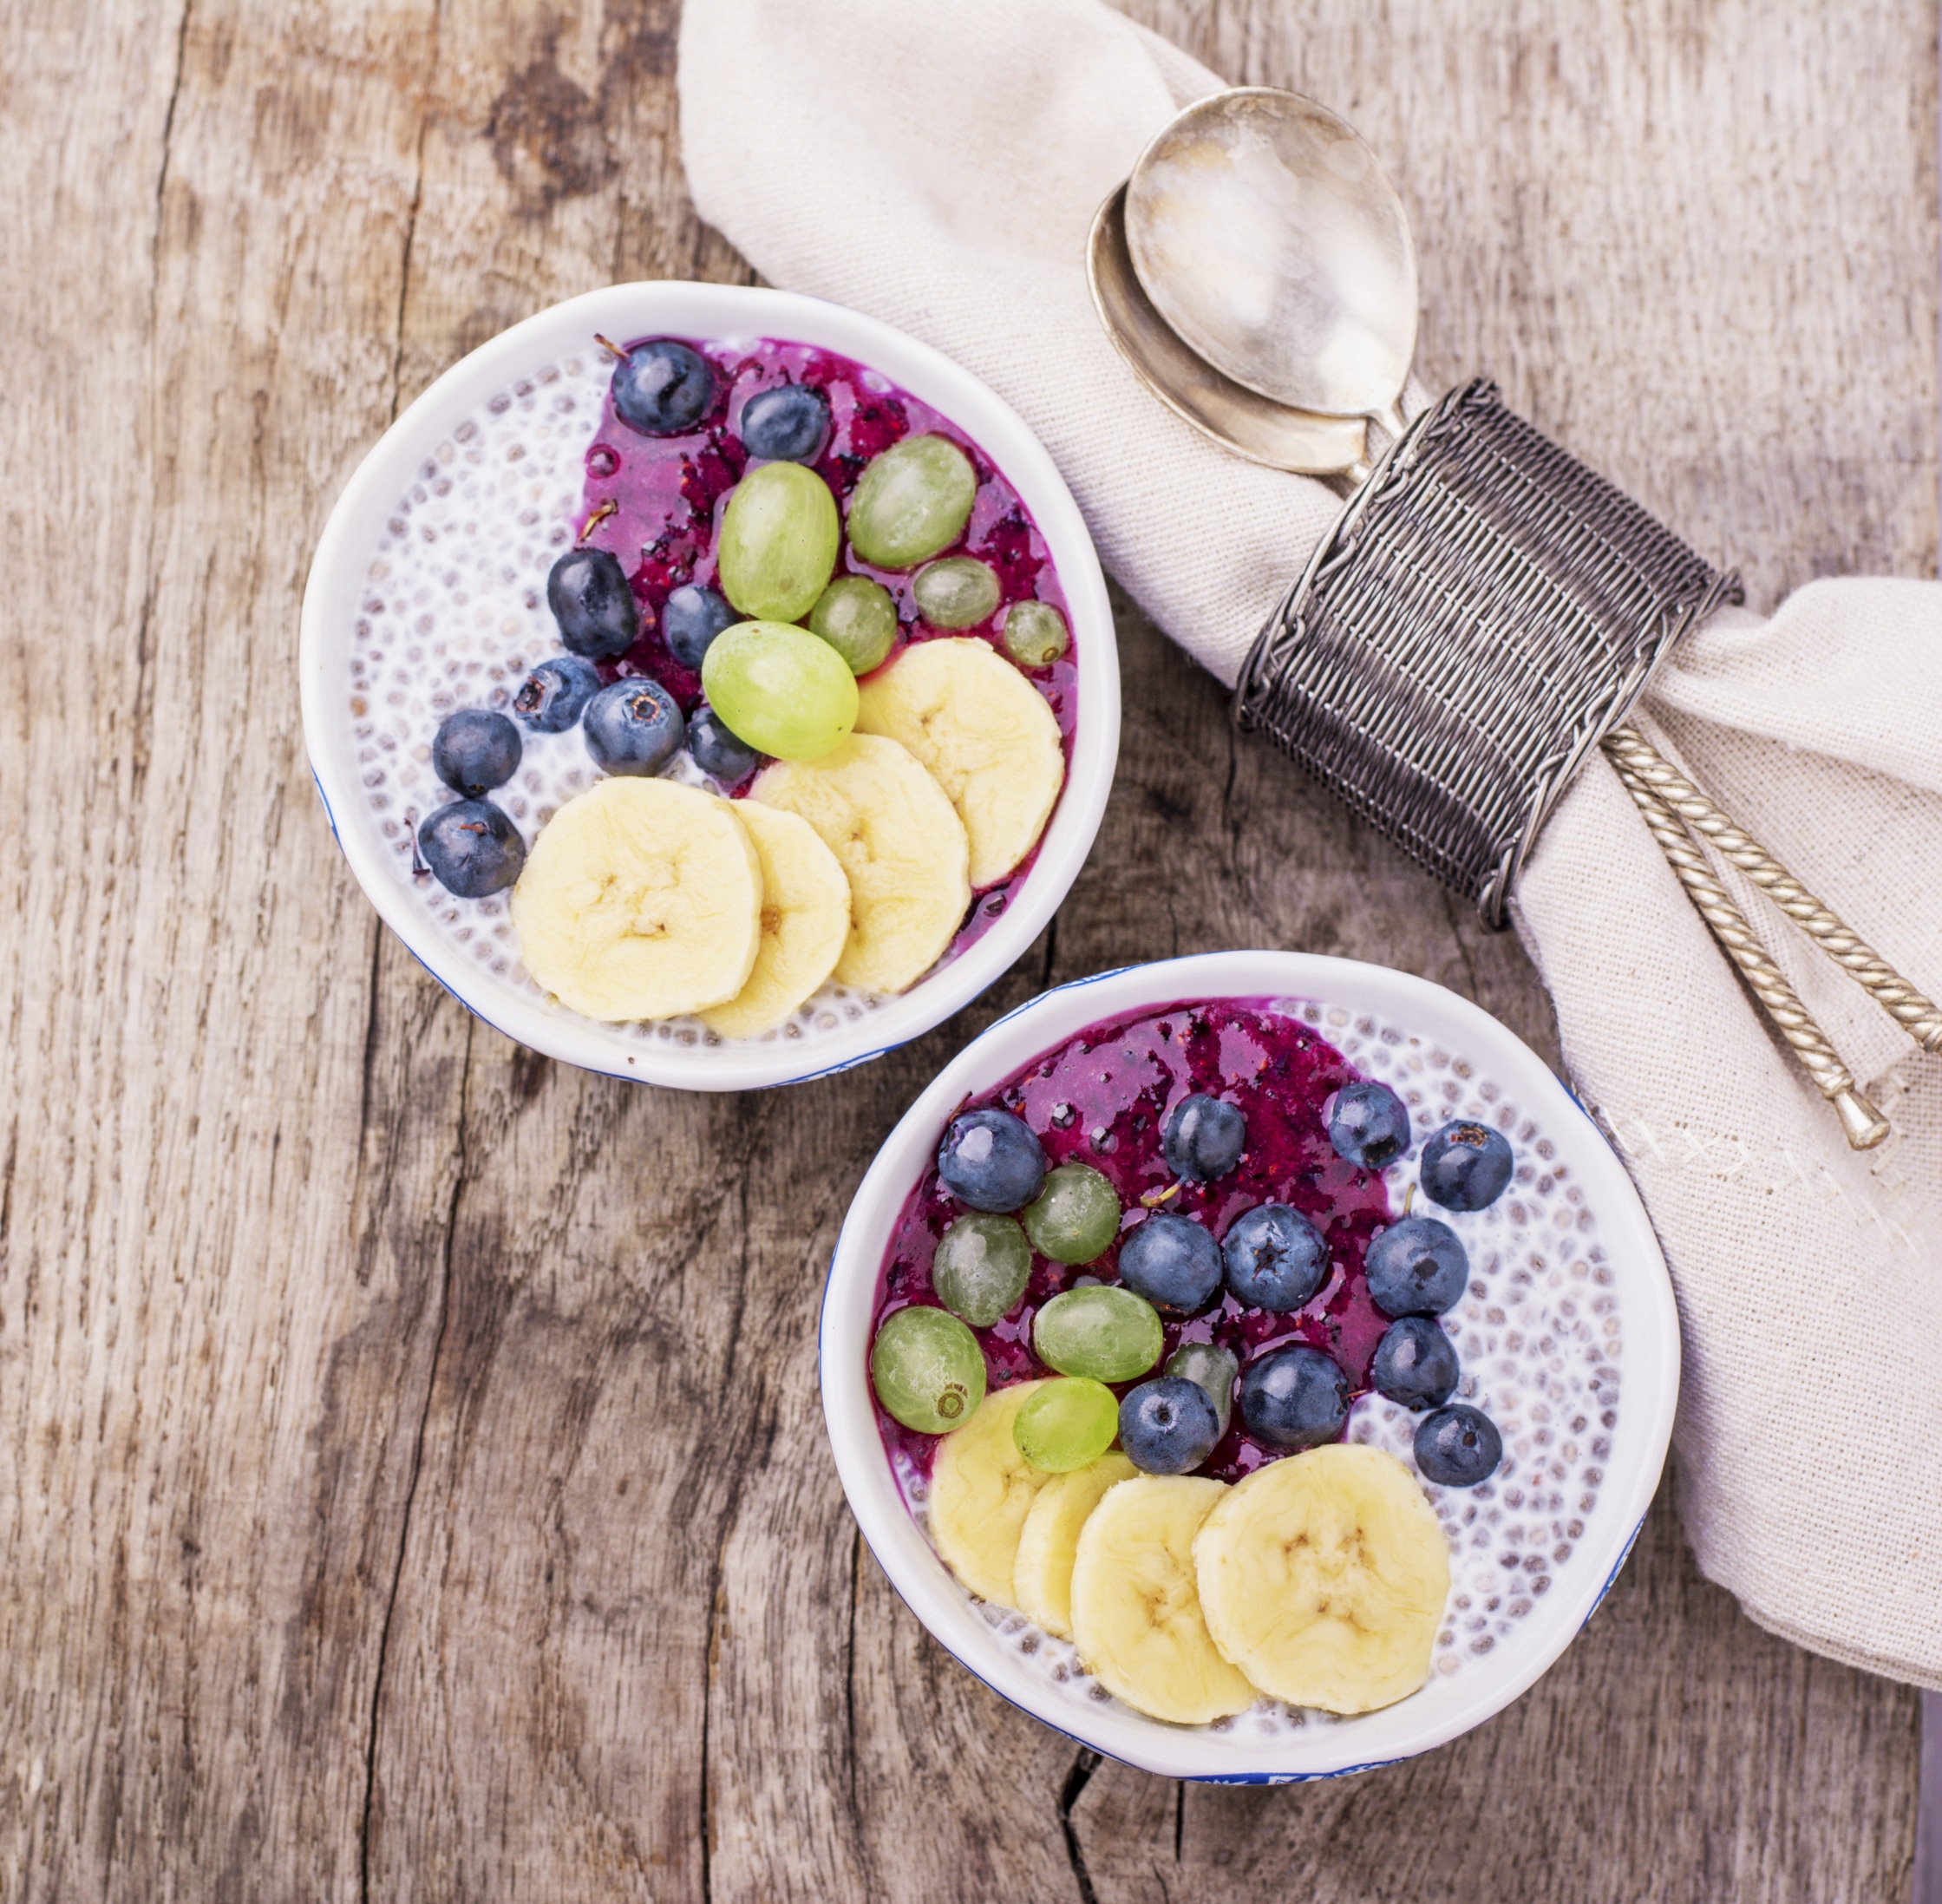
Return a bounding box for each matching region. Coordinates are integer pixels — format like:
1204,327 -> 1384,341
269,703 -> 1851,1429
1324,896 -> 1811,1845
0,2 -> 1926,1899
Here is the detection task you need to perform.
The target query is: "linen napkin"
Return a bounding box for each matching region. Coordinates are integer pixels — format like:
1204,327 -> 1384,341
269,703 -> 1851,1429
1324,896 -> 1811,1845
679,0 -> 1942,1689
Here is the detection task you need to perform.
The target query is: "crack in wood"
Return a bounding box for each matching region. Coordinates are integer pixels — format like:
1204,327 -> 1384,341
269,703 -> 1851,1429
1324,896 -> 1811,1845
1056,1748 -> 1102,1904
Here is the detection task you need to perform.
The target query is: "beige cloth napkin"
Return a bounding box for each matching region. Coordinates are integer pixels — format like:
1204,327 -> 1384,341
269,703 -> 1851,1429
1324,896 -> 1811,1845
680,0 -> 1942,1688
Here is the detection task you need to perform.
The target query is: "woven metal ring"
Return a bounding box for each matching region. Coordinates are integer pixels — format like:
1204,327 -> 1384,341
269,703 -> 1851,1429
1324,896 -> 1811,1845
1233,378 -> 1743,926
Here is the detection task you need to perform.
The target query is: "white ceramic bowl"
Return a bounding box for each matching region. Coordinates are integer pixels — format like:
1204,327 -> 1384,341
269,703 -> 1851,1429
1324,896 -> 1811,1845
300,284 -> 1118,1089
820,951 -> 1677,1782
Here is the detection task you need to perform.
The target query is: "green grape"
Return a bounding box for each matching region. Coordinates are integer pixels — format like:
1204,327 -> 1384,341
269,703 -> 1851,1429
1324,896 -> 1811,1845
701,619 -> 858,762
1002,599 -> 1069,669
717,461 -> 840,621
844,435 -> 977,569
808,574 -> 899,674
1020,1162 -> 1121,1265
912,556 -> 1001,630
1166,1341 -> 1239,1439
1032,1286 -> 1162,1384
871,1305 -> 987,1435
1014,1377 -> 1119,1472
931,1212 -> 1032,1327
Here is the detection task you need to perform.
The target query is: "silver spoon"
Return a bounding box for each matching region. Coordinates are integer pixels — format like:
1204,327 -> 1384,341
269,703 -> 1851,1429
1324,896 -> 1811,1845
1086,182 -> 1371,480
1121,88 -> 1418,448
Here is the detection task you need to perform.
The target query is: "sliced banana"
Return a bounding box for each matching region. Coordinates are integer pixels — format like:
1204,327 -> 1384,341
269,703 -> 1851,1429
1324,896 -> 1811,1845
1069,1475 -> 1257,1724
1193,1443 -> 1449,1716
510,778 -> 762,1021
928,1379 -> 1054,1607
854,637 -> 1064,889
750,733 -> 970,995
1013,1453 -> 1137,1642
698,802 -> 849,1038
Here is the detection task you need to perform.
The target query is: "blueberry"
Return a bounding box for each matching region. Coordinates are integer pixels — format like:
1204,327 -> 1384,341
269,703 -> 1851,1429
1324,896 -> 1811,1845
1420,1120 -> 1515,1212
688,705 -> 759,784
1415,1403 -> 1503,1486
937,1109 -> 1046,1213
1117,1213 -> 1222,1314
1119,1377 -> 1221,1475
1221,1203 -> 1328,1312
1370,1316 -> 1459,1411
430,708 -> 520,798
512,655 -> 600,733
611,337 -> 717,436
1239,1345 -> 1350,1450
737,382 -> 831,462
583,678 -> 684,776
662,584 -> 738,671
1162,1093 -> 1246,1181
1363,1215 -> 1468,1317
1328,1078 -> 1411,1170
546,547 -> 639,659
418,800 -> 525,898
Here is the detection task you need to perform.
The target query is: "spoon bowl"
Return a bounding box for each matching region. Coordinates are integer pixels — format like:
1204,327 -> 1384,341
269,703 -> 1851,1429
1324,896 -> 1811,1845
1123,88 -> 1417,439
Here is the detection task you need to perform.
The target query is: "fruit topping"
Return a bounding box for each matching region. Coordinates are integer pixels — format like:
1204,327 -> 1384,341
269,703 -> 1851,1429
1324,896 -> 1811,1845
1119,1377 -> 1222,1475
736,380 -> 831,462
935,1108 -> 1046,1213
751,735 -> 969,992
1069,1475 -> 1255,1724
1370,1316 -> 1459,1410
1327,1078 -> 1412,1170
716,461 -> 840,622
696,802 -> 849,1040
931,1213 -> 1034,1327
1118,1212 -> 1222,1314
1019,1162 -> 1121,1265
1414,1403 -> 1504,1487
854,637 -> 1064,889
431,708 -> 521,797
509,778 -> 761,1020
928,1380 -> 1055,1605
546,546 -> 640,659
582,677 -> 685,776
703,620 -> 859,762
1419,1120 -> 1515,1211
1363,1214 -> 1468,1317
1014,1377 -> 1120,1473
1239,1345 -> 1350,1450
1221,1202 -> 1328,1311
686,704 -> 759,786
512,654 -> 601,733
1032,1286 -> 1163,1384
808,576 -> 899,675
871,1305 -> 988,1435
611,337 -> 717,435
662,583 -> 738,672
1013,1453 -> 1137,1640
1001,599 -> 1069,668
912,555 -> 1001,629
845,433 -> 978,568
1162,1093 -> 1246,1181
419,799 -> 526,898
1193,1444 -> 1449,1714
1166,1342 -> 1239,1438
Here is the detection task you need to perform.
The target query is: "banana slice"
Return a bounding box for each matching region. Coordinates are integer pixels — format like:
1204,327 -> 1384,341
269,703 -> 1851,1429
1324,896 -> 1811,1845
511,778 -> 762,1021
1193,1443 -> 1449,1716
1013,1453 -> 1137,1641
698,802 -> 849,1038
1069,1475 -> 1257,1724
750,733 -> 970,995
928,1379 -> 1054,1607
854,637 -> 1064,889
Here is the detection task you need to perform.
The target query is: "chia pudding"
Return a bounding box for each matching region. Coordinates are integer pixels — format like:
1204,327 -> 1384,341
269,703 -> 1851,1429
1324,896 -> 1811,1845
868,996 -> 1622,1733
343,333 -> 1076,1046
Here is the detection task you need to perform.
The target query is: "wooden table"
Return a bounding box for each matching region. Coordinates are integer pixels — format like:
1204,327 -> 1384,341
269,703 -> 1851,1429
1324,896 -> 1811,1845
3,3 -> 1931,1897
